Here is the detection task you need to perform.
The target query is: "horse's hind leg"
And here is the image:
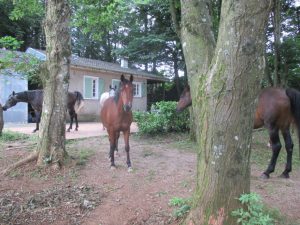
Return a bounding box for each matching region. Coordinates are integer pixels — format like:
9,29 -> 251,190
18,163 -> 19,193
280,129 -> 293,178
33,111 -> 41,133
74,113 -> 79,131
262,127 -> 282,179
67,110 -> 74,132
115,131 -> 120,156
123,129 -> 132,171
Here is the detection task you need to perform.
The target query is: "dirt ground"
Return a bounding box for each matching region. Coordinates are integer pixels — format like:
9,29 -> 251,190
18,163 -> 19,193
0,130 -> 300,225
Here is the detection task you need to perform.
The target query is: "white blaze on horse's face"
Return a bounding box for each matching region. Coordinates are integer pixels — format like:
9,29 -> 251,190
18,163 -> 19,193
121,83 -> 133,112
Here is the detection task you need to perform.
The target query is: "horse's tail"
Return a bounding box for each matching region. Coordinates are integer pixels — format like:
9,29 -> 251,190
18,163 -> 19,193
74,91 -> 84,114
286,88 -> 300,159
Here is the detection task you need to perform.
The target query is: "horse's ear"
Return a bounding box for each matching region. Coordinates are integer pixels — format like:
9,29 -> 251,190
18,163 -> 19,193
114,85 -> 117,90
109,85 -> 112,89
130,75 -> 133,82
12,91 -> 15,95
121,74 -> 125,82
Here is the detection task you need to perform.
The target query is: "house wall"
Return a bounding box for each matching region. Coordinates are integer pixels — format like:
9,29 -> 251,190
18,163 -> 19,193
69,67 -> 147,121
0,74 -> 28,123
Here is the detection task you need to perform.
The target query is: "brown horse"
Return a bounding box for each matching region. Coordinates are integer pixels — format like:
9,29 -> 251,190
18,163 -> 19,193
176,85 -> 300,179
100,74 -> 134,171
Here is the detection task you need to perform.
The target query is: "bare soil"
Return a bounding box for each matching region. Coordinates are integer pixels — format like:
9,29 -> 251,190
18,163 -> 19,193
0,132 -> 300,225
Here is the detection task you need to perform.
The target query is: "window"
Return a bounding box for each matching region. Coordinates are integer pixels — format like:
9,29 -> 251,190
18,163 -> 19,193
84,76 -> 99,99
133,82 -> 142,97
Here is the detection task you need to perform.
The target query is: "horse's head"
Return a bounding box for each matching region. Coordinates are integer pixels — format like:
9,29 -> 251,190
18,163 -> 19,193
2,91 -> 19,111
176,85 -> 192,113
109,85 -> 117,97
119,74 -> 134,112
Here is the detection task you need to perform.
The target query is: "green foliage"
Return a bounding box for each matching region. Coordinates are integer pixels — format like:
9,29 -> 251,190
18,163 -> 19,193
133,101 -> 189,135
0,36 -> 23,50
231,193 -> 274,225
0,49 -> 43,86
169,197 -> 191,219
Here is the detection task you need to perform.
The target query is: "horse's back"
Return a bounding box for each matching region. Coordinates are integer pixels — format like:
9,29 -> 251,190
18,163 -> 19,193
254,87 -> 292,129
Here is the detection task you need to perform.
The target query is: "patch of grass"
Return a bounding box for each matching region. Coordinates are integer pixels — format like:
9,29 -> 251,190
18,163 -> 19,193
146,169 -> 156,181
75,148 -> 95,166
169,197 -> 191,219
0,130 -> 30,142
141,149 -> 154,158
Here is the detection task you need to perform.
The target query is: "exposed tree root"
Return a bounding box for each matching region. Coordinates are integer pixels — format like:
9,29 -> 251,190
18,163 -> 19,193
3,152 -> 39,176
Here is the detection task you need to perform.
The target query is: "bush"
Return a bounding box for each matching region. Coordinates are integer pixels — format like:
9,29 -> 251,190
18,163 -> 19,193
133,101 -> 189,135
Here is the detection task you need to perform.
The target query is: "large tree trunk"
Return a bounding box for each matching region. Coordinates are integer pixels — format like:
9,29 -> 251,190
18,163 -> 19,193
180,0 -> 272,224
36,0 -> 71,168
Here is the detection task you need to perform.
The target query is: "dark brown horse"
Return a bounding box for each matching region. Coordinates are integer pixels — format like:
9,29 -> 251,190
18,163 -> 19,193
2,90 -> 84,132
176,85 -> 300,179
100,74 -> 134,171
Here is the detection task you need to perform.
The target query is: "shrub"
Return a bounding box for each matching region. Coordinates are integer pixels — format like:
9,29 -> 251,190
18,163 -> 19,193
231,193 -> 274,225
133,101 -> 189,135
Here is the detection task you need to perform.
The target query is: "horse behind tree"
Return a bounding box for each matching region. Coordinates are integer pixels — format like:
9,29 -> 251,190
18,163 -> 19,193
100,74 -> 134,171
2,90 -> 84,132
176,85 -> 300,179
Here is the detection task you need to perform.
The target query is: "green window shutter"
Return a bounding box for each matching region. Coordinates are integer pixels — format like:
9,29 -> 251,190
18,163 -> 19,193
142,82 -> 147,97
98,78 -> 105,98
112,79 -> 120,90
84,77 -> 93,99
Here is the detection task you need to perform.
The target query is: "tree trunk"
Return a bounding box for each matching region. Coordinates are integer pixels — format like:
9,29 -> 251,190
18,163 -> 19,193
0,104 -> 3,136
36,0 -> 71,168
180,0 -> 272,224
273,0 -> 281,86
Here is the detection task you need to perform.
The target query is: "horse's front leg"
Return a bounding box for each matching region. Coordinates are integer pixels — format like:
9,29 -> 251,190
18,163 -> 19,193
67,110 -> 74,132
33,111 -> 41,133
108,130 -> 117,169
262,127 -> 281,179
123,129 -> 132,172
280,129 -> 293,178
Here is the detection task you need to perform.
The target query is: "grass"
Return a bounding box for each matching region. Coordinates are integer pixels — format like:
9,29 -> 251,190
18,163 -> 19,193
0,130 -> 30,142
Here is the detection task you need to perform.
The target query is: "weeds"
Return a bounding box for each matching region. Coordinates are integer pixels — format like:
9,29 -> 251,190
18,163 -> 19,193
169,197 -> 191,219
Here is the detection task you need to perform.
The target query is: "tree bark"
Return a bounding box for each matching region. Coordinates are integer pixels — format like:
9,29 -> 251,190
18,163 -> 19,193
36,0 -> 71,168
273,0 -> 282,86
180,0 -> 272,224
0,104 -> 3,136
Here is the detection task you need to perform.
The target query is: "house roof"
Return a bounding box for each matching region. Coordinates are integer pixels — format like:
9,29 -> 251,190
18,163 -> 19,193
26,48 -> 168,82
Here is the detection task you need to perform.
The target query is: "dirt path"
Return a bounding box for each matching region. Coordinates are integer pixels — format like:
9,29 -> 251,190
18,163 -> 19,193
0,133 -> 300,225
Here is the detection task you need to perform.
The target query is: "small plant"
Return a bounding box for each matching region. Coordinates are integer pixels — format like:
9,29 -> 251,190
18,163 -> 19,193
231,192 -> 274,225
169,197 -> 191,219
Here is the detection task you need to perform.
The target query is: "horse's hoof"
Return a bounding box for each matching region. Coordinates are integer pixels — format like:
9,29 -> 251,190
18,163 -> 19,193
128,167 -> 133,172
260,173 -> 269,179
279,173 -> 290,179
110,166 -> 116,170
75,128 -> 78,131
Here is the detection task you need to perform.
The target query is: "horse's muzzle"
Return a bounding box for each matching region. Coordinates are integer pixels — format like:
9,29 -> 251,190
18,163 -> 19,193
123,104 -> 132,112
